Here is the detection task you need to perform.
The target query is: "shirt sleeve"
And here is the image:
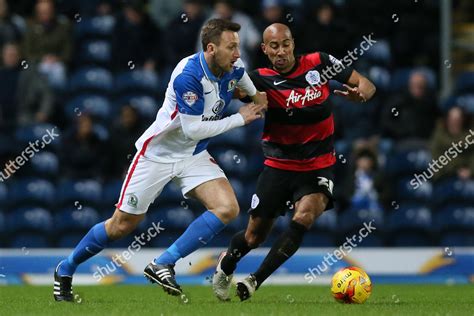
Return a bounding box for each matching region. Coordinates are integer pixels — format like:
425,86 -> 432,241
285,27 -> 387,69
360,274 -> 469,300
173,73 -> 204,115
234,58 -> 257,97
180,113 -> 245,141
319,52 -> 354,84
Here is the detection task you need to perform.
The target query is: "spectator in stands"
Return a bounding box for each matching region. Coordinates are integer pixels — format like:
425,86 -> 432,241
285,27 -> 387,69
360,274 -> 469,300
111,0 -> 161,71
200,0 -> 259,68
61,114 -> 105,179
299,1 -> 348,59
381,70 -> 439,141
338,148 -> 383,212
162,0 -> 206,70
0,42 -> 53,129
22,0 -> 71,89
0,0 -> 25,52
105,105 -> 143,178
430,106 -> 474,182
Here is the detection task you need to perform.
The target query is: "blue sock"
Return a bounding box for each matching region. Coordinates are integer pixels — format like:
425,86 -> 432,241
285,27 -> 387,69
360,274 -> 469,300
155,211 -> 226,265
57,221 -> 110,276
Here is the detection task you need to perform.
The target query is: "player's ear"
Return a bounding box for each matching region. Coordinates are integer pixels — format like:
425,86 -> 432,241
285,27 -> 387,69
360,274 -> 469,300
261,43 -> 267,55
207,43 -> 216,55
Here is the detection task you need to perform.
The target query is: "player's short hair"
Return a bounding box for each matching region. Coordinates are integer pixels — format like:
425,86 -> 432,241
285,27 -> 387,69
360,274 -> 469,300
201,18 -> 241,50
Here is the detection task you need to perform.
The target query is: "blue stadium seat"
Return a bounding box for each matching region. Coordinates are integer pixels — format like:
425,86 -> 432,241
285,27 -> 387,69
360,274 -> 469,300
313,210 -> 338,233
0,210 -> 5,246
368,66 -> 391,91
15,123 -> 61,149
396,177 -> 432,203
433,179 -> 474,208
435,206 -> 474,232
455,71 -> 474,94
74,16 -> 116,40
364,39 -> 392,65
302,231 -> 337,247
10,233 -> 50,248
214,149 -> 250,177
69,67 -> 113,94
102,179 -> 123,207
54,207 -> 101,232
28,151 -> 59,178
211,127 -> 247,149
440,232 -> 474,246
9,178 -> 55,207
390,68 -> 412,91
339,208 -> 384,232
159,181 -> 183,205
0,182 -> 8,206
228,178 -> 249,207
65,95 -> 111,121
57,179 -> 103,207
9,207 -> 53,233
93,123 -> 110,141
152,206 -> 194,230
454,94 -> 474,113
56,233 -> 86,248
126,95 -> 160,120
78,40 -> 112,65
115,70 -> 159,95
385,147 -> 431,176
386,205 -> 433,246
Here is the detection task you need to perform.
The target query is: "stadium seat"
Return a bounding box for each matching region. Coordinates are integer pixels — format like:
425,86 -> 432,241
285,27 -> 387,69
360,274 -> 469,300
455,71 -> 474,94
14,123 -> 61,150
78,40 -> 112,65
9,178 -> 55,208
74,16 -> 116,40
364,39 -> 392,66
54,207 -> 101,232
385,146 -> 431,177
69,67 -> 113,95
115,70 -> 159,96
432,179 -> 474,208
9,233 -> 50,248
211,127 -> 248,149
214,149 -> 250,178
435,206 -> 474,236
65,95 -> 111,122
339,208 -> 384,232
102,179 -> 123,207
28,151 -> 59,178
147,206 -> 194,231
386,205 -> 433,246
93,123 -> 110,141
454,94 -> 474,113
368,66 -> 391,91
395,177 -> 432,203
126,95 -> 160,120
159,181 -> 184,205
0,182 -> 8,207
57,179 -> 103,207
9,207 -> 53,233
0,210 -> 5,246
228,178 -> 249,207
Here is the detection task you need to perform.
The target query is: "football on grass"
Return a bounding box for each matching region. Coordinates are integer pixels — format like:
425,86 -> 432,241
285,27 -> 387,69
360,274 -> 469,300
331,266 -> 372,304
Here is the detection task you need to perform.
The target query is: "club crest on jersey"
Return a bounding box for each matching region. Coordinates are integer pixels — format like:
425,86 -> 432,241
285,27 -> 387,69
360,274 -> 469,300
227,79 -> 237,92
127,194 -> 138,208
182,91 -> 198,106
212,99 -> 225,114
305,70 -> 321,85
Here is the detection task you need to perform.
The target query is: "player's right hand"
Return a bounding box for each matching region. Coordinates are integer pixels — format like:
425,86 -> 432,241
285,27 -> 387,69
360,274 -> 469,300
238,103 -> 266,124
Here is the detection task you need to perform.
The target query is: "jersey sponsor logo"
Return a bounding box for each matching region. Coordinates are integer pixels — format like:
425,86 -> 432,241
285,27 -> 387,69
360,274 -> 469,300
250,194 -> 260,209
212,99 -> 225,114
127,194 -> 138,208
182,91 -> 199,106
273,79 -> 287,86
227,79 -> 237,92
317,176 -> 334,194
202,114 -> 222,121
305,70 -> 321,85
286,86 -> 323,106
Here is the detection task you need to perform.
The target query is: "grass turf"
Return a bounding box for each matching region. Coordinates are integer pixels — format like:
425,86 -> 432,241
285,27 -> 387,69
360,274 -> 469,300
1,284 -> 473,316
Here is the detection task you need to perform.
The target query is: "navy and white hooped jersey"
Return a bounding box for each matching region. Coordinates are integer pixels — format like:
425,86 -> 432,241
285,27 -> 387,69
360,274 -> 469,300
134,52 -> 254,163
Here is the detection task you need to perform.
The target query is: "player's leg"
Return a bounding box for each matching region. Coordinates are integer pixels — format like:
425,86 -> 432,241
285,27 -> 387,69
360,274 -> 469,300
213,166 -> 289,300
54,153 -> 170,302
147,151 -> 239,295
237,168 -> 334,301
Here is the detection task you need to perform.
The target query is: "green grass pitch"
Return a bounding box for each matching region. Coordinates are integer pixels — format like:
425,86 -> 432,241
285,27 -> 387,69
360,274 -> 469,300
1,284 -> 473,316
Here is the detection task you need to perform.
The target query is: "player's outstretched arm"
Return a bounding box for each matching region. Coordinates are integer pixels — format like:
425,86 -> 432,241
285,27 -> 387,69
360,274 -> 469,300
334,70 -> 376,102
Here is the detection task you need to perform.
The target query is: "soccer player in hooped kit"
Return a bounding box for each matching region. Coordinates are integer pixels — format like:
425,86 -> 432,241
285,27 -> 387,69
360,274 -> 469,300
213,23 -> 376,301
53,18 -> 268,301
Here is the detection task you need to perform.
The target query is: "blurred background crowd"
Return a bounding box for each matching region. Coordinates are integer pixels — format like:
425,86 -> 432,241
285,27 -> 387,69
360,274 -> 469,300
0,0 -> 473,248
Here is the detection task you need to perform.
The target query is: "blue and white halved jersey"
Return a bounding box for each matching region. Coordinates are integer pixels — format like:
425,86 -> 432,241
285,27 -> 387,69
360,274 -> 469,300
135,52 -> 257,163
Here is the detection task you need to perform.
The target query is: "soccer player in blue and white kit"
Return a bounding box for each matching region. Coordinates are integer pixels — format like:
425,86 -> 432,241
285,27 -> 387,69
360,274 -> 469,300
53,18 -> 268,301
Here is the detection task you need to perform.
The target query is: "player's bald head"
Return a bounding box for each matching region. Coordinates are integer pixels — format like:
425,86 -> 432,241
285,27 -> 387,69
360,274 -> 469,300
263,23 -> 293,43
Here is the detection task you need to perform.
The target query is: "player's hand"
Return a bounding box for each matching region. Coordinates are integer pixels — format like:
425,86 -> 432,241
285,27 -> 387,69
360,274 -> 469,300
251,91 -> 268,109
334,84 -> 367,102
233,87 -> 247,99
238,103 -> 266,124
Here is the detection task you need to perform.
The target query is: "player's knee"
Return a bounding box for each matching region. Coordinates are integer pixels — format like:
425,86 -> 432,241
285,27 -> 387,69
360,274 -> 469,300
106,211 -> 142,240
244,231 -> 265,248
214,201 -> 240,224
293,206 -> 324,229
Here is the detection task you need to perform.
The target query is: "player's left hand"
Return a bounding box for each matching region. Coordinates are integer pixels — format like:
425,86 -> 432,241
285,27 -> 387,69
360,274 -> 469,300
334,84 -> 367,102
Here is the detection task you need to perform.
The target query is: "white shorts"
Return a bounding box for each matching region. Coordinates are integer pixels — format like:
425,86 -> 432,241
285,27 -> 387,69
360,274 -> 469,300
116,150 -> 226,215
